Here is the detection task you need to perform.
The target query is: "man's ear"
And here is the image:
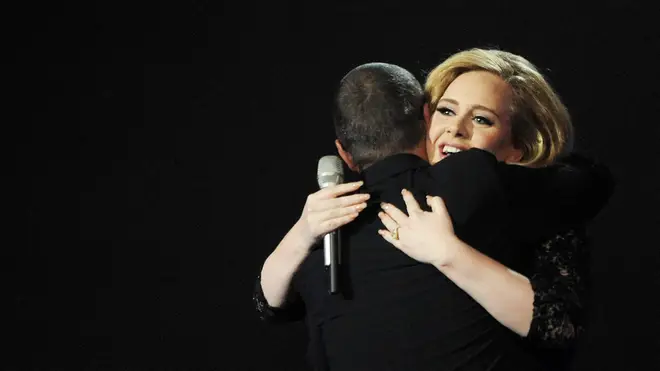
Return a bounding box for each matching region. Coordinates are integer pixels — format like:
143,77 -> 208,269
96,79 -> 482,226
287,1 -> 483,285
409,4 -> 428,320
423,103 -> 432,128
335,139 -> 359,172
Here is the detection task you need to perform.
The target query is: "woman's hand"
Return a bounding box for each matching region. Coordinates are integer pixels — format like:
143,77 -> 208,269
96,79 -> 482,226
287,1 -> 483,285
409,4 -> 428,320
296,181 -> 370,247
378,188 -> 462,267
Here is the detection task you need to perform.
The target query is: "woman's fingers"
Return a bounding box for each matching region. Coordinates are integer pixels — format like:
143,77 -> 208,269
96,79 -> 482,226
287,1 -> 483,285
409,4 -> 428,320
401,188 -> 422,214
380,202 -> 409,225
310,193 -> 370,215
302,181 -> 368,240
327,201 -> 368,220
319,212 -> 360,234
317,181 -> 364,199
427,195 -> 448,215
378,228 -> 403,249
377,211 -> 399,232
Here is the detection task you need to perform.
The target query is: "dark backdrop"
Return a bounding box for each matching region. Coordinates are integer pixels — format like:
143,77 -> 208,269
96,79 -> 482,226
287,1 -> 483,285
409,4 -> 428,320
8,2 -> 659,370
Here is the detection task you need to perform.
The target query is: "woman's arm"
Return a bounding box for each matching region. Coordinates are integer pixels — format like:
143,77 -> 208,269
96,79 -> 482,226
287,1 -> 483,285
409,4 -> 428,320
254,272 -> 306,323
253,222 -> 310,323
437,228 -> 587,346
254,181 -> 368,319
432,236 -> 535,336
378,191 -> 588,347
259,221 -> 315,308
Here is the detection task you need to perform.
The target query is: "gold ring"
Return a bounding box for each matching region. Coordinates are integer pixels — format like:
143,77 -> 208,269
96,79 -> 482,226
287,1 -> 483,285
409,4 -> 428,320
391,226 -> 400,240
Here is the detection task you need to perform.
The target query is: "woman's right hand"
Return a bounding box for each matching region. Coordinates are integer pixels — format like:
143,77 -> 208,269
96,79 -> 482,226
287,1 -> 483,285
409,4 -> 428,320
296,181 -> 370,247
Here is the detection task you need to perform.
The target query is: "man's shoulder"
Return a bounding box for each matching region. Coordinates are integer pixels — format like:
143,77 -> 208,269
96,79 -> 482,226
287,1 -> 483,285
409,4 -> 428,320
427,148 -> 499,177
422,148 -> 502,189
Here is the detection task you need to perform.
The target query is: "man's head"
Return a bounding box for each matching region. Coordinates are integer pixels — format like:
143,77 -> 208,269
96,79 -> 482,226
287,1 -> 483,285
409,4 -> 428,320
333,62 -> 426,171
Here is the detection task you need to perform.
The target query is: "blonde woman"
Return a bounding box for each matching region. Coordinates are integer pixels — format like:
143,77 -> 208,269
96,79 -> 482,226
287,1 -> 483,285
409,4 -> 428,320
377,48 -> 613,367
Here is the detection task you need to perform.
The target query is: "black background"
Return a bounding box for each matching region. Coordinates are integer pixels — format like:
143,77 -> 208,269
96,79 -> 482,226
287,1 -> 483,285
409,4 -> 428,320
8,2 -> 660,370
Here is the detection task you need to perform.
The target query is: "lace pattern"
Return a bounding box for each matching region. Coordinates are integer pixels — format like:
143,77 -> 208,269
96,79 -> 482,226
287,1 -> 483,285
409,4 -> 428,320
528,228 -> 589,348
253,275 -> 305,323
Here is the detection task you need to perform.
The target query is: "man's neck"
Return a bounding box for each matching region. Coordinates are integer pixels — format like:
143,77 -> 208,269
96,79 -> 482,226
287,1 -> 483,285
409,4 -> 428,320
405,145 -> 428,162
359,145 -> 428,171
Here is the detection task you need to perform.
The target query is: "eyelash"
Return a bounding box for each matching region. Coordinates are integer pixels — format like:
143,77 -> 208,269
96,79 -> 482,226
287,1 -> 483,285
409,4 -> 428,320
436,106 -> 494,126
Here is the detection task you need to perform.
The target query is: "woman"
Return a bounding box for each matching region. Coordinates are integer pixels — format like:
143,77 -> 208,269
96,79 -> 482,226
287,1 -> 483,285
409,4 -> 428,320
374,49 -> 613,365
254,49 -> 613,368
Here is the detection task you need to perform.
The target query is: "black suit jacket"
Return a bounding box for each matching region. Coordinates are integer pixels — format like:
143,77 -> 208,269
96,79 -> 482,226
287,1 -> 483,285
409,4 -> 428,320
293,149 -> 545,371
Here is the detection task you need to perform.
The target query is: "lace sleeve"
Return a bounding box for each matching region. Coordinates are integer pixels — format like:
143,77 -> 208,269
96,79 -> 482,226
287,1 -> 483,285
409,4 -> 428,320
253,275 -> 306,323
527,228 -> 589,348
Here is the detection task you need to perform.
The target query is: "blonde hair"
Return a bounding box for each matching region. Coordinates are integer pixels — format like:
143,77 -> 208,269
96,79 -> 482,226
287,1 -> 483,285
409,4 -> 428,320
425,48 -> 573,167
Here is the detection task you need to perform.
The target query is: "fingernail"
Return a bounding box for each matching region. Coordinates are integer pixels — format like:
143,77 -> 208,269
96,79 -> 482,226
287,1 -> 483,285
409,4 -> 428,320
354,181 -> 364,187
361,194 -> 371,200
380,202 -> 388,209
401,189 -> 408,195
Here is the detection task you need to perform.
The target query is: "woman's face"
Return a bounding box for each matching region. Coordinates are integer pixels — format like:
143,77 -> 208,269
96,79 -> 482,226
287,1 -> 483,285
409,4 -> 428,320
426,70 -> 522,164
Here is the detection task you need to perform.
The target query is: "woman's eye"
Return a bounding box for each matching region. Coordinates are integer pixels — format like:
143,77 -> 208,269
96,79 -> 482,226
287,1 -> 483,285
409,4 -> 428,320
436,107 -> 454,116
474,116 -> 494,126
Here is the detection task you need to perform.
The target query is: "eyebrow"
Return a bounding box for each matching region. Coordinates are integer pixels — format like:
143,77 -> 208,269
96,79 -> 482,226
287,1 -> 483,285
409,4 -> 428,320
438,98 -> 501,119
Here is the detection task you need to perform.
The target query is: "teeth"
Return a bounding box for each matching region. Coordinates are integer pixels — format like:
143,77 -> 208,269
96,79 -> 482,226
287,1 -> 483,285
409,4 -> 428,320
443,145 -> 462,154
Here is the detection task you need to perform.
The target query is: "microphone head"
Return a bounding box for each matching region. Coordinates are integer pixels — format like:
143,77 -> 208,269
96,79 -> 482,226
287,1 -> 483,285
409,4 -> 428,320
317,155 -> 344,188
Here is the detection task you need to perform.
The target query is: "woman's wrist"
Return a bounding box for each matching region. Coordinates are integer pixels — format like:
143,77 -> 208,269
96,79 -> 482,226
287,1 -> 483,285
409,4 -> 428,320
284,220 -> 315,256
431,235 -> 470,271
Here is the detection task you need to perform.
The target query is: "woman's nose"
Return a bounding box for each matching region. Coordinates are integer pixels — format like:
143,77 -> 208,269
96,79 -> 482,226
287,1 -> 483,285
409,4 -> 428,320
444,117 -> 468,137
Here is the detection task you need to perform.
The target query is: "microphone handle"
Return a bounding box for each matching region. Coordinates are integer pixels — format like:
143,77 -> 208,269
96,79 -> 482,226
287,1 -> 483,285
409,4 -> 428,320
324,230 -> 340,294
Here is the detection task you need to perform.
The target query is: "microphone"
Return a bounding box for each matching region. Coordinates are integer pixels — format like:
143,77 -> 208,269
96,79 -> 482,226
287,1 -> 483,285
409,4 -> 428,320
317,155 -> 344,295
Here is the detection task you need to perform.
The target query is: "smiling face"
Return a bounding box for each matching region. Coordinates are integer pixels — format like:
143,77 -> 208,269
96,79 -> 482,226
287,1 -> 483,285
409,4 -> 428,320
426,70 -> 522,164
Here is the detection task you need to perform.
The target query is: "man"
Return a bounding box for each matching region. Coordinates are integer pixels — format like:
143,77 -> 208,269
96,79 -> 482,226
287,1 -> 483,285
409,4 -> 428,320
254,62 -> 593,370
